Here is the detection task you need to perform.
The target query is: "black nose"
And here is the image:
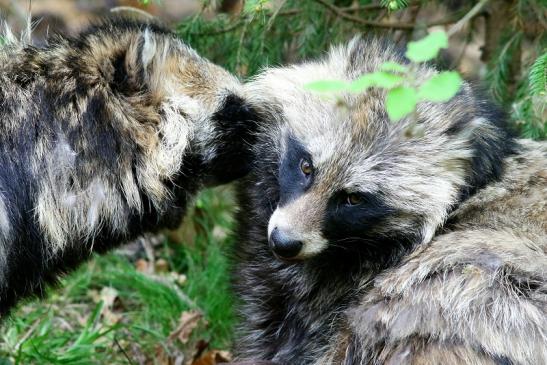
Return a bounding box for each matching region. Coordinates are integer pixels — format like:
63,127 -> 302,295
269,228 -> 303,259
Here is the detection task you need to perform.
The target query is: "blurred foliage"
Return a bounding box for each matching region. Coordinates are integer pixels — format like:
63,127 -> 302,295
177,0 -> 545,139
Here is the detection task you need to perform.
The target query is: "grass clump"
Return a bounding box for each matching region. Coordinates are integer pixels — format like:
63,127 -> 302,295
0,188 -> 237,365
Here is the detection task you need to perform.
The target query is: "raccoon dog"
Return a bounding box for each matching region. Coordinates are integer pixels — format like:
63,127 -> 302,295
234,37 -> 546,364
0,19 -> 258,314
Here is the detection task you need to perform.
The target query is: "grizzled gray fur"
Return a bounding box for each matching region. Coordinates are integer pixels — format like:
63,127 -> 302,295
0,18 -> 258,314
234,36 -> 546,364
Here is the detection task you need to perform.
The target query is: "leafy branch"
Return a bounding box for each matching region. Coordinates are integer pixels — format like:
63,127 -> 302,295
306,31 -> 462,121
175,0 -> 545,139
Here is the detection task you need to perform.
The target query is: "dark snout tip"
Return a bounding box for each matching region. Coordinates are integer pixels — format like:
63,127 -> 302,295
269,227 -> 303,259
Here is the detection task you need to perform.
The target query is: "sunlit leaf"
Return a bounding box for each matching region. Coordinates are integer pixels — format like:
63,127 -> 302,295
381,0 -> 409,10
305,80 -> 349,92
418,71 -> 462,102
350,72 -> 403,92
370,72 -> 404,88
406,31 -> 448,63
349,74 -> 375,92
380,61 -> 408,73
386,86 -> 418,121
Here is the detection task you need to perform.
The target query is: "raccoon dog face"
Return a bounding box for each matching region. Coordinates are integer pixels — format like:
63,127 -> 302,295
245,37 -> 513,263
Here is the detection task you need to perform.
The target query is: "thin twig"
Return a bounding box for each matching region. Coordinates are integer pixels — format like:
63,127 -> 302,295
312,0 -> 459,30
342,3 -> 385,12
277,8 -> 302,16
114,336 -> 136,365
110,6 -> 154,19
267,0 -> 288,31
236,19 -> 250,71
451,26 -> 472,69
276,5 -> 384,17
139,235 -> 155,272
447,0 -> 489,36
190,0 -> 466,36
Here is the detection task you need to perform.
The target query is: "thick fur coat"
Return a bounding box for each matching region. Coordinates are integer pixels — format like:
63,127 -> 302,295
320,140 -> 546,365
234,37 -> 546,364
0,19 -> 258,314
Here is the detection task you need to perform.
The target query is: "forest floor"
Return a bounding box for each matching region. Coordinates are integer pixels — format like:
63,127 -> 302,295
0,188 -> 238,365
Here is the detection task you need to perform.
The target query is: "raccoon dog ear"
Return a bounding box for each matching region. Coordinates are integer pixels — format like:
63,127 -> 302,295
110,28 -> 163,96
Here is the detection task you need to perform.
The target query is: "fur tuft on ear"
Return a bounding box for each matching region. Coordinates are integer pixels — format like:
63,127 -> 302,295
117,29 -> 158,95
95,23 -> 172,99
140,28 -> 157,70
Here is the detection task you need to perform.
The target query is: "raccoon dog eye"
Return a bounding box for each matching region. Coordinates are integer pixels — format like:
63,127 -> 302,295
346,193 -> 363,206
300,159 -> 313,176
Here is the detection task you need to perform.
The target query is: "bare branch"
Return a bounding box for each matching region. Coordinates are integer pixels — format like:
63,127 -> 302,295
312,0 -> 460,30
447,0 -> 489,36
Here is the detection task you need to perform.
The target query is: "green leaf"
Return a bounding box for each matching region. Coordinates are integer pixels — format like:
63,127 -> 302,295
418,71 -> 463,102
381,0 -> 409,10
349,74 -> 375,92
196,197 -> 204,209
370,72 -> 404,88
405,31 -> 449,63
380,61 -> 408,73
386,87 -> 418,121
350,72 -> 403,92
305,80 -> 349,92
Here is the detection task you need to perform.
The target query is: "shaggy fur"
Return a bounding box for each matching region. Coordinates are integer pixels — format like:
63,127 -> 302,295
0,18 -> 258,314
319,140 -> 546,365
233,37 -> 545,364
